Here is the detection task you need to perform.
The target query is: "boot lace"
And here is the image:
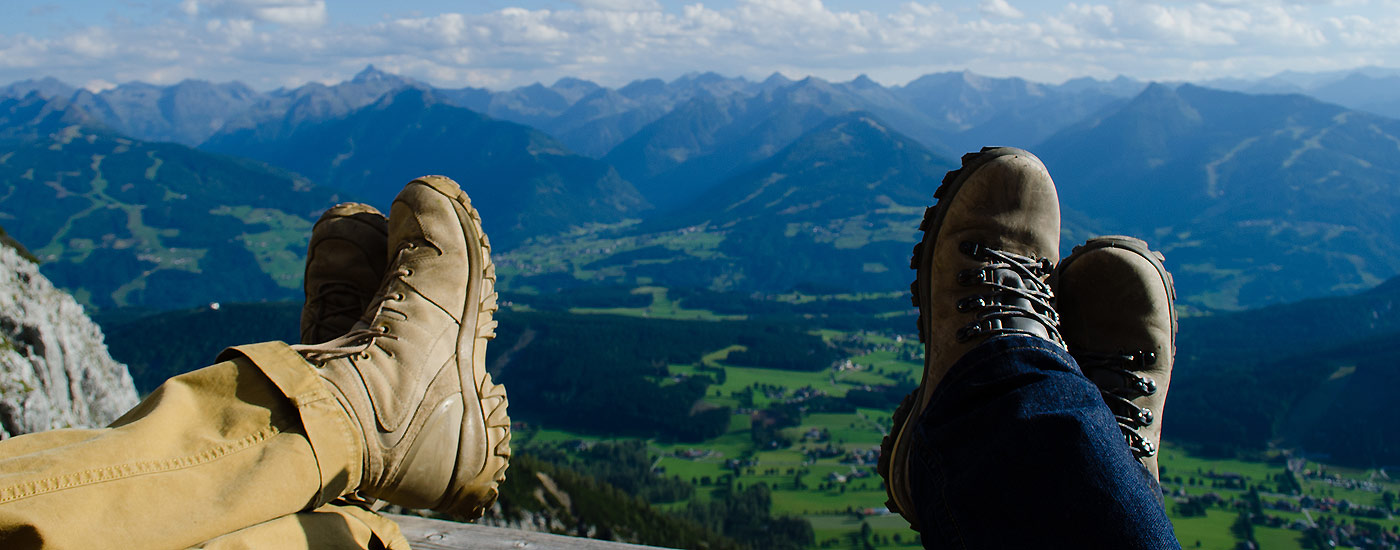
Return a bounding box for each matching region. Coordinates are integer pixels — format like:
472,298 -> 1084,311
953,241 -> 1064,347
1075,350 -> 1160,459
304,281 -> 370,339
292,250 -> 416,363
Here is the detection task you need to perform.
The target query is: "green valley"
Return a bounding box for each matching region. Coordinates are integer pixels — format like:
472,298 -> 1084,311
0,95 -> 346,309
92,275 -> 1400,549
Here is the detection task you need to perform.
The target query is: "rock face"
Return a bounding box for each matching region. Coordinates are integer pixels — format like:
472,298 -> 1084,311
0,244 -> 138,438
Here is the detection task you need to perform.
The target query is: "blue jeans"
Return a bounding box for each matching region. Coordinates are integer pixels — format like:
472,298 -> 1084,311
907,335 -> 1181,549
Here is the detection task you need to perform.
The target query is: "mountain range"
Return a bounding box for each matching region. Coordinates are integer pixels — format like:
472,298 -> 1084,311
1038,83 -> 1400,309
2,66 -> 1399,312
203,87 -> 649,246
1203,66 -> 1400,119
0,94 -> 345,309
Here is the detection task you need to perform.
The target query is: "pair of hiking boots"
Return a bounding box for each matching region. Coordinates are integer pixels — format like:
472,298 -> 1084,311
877,148 -> 1178,531
291,151 -> 1173,528
293,176 -> 510,518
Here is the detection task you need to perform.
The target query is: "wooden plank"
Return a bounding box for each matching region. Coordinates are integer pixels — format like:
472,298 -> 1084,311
388,515 -> 677,550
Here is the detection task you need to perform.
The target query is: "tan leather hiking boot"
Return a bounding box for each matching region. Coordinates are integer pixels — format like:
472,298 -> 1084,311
878,147 -> 1064,531
301,203 -> 388,345
293,176 -> 510,518
1052,236 -> 1176,481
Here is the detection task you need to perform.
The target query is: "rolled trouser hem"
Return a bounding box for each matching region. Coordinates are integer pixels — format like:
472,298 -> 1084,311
908,335 -> 1179,549
218,342 -> 364,507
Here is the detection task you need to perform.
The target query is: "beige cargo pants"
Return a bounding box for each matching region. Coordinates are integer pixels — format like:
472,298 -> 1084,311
0,342 -> 411,549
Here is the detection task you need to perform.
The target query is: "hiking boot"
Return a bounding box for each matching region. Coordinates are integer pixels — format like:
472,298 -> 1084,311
301,203 -> 389,345
292,176 -> 510,518
878,147 -> 1064,531
1051,236 -> 1176,481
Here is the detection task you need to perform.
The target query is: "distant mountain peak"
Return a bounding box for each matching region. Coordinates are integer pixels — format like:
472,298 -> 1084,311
791,75 -> 834,89
0,76 -> 76,102
762,72 -> 792,85
849,74 -> 880,89
619,78 -> 666,99
0,93 -> 104,140
352,64 -> 401,83
1138,81 -> 1182,98
552,76 -> 599,89
675,71 -> 729,85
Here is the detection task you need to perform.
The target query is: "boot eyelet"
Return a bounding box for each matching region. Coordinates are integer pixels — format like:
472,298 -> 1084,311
956,295 -> 986,312
377,325 -> 390,333
359,352 -> 370,360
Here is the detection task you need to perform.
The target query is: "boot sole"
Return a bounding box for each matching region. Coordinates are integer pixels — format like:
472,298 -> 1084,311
878,147 -> 1045,531
408,176 -> 512,519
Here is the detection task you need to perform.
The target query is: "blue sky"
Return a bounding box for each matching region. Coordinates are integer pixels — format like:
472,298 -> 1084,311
3,1 -> 1398,91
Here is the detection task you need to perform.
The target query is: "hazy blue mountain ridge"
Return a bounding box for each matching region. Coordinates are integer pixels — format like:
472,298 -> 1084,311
5,64 -> 1391,159
0,77 -> 77,102
4,67 -> 1400,312
890,70 -> 1144,153
0,67 -> 1142,162
0,91 -> 105,140
204,65 -> 433,147
609,80 -> 864,210
202,87 -> 651,246
1307,73 -> 1400,119
535,111 -> 961,293
0,94 -> 346,310
1202,66 -> 1400,119
1036,83 -> 1400,310
69,79 -> 264,146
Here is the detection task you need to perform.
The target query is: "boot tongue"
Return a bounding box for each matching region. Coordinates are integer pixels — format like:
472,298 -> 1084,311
991,268 -> 1051,341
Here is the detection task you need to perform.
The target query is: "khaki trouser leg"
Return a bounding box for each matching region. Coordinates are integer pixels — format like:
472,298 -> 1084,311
0,342 -> 365,549
192,502 -> 410,550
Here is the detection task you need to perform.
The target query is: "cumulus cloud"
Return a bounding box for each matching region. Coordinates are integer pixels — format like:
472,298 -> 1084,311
566,0 -> 663,11
185,0 -> 328,26
981,0 -> 1026,19
1,0 -> 1398,90
82,79 -> 116,93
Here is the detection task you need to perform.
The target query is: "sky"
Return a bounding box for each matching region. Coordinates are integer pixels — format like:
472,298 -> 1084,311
2,0 -> 1398,91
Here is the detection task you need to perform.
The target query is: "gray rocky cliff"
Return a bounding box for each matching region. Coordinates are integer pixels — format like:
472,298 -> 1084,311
0,244 -> 138,438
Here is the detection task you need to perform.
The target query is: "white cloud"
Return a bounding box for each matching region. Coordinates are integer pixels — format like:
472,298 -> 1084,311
2,0 -> 1399,90
82,79 -> 116,93
186,0 -> 327,27
1326,14 -> 1400,47
566,0 -> 663,11
981,0 -> 1026,19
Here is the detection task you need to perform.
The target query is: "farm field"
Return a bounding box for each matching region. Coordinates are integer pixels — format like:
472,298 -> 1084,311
513,292 -> 1400,549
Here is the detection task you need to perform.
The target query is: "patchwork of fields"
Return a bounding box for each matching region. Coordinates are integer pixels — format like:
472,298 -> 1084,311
513,288 -> 1400,549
